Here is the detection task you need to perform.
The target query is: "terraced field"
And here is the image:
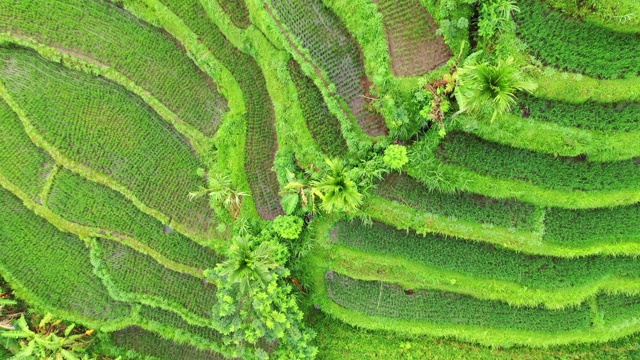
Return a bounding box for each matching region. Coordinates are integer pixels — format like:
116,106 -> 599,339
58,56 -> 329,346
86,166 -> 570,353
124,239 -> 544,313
1,0 -> 639,359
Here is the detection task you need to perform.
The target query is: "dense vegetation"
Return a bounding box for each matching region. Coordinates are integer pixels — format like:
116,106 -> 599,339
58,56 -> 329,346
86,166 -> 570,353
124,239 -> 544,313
1,0 -> 639,359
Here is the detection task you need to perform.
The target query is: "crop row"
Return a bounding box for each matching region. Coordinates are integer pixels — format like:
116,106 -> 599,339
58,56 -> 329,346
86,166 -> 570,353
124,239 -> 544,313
518,94 -> 639,133
323,271 -> 640,344
159,0 -> 282,219
375,173 -> 541,232
270,0 -> 387,137
92,239 -> 218,325
0,97 -> 53,201
374,0 -> 451,77
0,0 -> 228,136
111,326 -> 225,360
0,47 -> 215,232
325,271 -> 591,333
515,0 -> 640,79
217,0 -> 252,29
331,220 -> 640,292
0,187 -> 132,326
437,131 -> 640,192
544,204 -> 640,246
287,59 -> 348,157
48,169 -> 221,270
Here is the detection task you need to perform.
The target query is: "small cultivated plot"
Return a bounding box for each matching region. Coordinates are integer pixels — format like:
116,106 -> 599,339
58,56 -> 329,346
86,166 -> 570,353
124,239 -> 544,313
0,0 -> 228,136
110,327 -> 225,360
0,97 -> 54,200
437,132 -> 640,192
544,204 -> 640,247
331,221 -> 640,294
0,47 -> 215,232
374,0 -> 451,77
217,0 -> 252,29
325,271 -> 592,333
515,0 -> 640,79
270,0 -> 388,137
288,59 -> 348,157
376,173 -> 540,232
324,271 -> 640,346
159,0 -> 283,219
518,94 -> 639,132
48,169 -> 221,270
137,306 -> 223,347
92,239 -> 218,324
0,187 -> 132,325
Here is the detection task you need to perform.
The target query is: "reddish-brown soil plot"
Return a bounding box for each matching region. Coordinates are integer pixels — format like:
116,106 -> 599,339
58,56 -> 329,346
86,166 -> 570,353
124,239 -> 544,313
375,0 -> 452,77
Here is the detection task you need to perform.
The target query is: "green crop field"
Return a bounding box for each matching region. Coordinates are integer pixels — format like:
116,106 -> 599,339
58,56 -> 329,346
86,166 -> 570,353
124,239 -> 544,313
0,0 -> 639,359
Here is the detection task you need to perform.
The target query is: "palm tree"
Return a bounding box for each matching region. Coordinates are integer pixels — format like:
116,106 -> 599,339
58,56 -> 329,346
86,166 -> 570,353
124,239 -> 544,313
311,158 -> 363,215
455,57 -> 536,121
189,173 -> 250,218
214,237 -> 281,296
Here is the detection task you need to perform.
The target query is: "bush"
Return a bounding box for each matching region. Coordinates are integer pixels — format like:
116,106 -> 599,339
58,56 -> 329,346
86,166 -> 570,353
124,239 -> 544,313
273,215 -> 304,240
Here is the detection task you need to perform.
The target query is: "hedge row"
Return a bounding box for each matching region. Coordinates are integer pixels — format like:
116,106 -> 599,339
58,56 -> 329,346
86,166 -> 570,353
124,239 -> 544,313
515,0 -> 640,79
0,47 -> 215,232
0,97 -> 53,200
91,239 -> 217,325
0,0 -> 229,136
0,187 -> 132,326
48,169 -> 221,270
160,0 -> 282,219
375,173 -> 540,232
437,131 -> 640,192
331,221 -> 640,292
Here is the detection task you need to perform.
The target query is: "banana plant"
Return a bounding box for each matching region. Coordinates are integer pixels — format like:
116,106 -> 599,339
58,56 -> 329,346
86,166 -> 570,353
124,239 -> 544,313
0,313 -> 94,360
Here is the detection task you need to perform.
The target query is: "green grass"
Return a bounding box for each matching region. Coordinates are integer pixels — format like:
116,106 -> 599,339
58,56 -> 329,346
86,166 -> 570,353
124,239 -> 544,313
287,59 -> 348,157
159,0 -> 282,220
438,131 -> 640,192
137,306 -> 223,346
325,271 -> 592,333
0,187 -> 132,327
91,239 -> 218,325
0,47 -> 215,232
544,204 -> 640,246
0,0 -> 228,136
515,0 -> 640,79
48,169 -> 221,270
375,173 -> 541,232
0,97 -> 53,200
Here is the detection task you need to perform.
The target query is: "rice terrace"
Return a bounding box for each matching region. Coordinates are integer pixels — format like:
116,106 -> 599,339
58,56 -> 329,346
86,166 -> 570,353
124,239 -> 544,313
1,0 -> 640,358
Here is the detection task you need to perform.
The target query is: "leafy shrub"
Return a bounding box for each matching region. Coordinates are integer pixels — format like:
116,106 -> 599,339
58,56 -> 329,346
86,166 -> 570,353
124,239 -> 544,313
273,215 -> 304,240
383,145 -> 409,170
